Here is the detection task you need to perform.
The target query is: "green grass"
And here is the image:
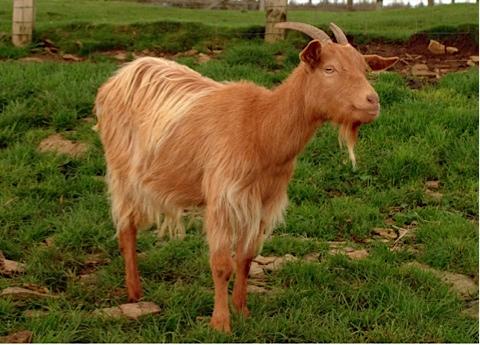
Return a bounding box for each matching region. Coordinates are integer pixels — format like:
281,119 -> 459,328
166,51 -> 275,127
0,0 -> 477,38
0,0 -> 478,59
0,2 -> 478,341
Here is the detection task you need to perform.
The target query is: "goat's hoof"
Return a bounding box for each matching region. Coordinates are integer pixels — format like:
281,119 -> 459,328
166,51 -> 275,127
127,288 -> 142,303
210,314 -> 231,334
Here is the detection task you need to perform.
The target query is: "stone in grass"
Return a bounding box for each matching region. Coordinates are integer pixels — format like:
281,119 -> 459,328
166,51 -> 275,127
94,302 -> 161,320
425,189 -> 443,201
346,249 -> 369,260
372,227 -> 397,240
0,330 -> 33,343
425,180 -> 440,190
462,300 -> 479,319
0,287 -> 56,301
0,251 -> 26,276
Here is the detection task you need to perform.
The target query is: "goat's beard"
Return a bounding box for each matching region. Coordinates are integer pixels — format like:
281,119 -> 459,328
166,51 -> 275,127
338,122 -> 360,169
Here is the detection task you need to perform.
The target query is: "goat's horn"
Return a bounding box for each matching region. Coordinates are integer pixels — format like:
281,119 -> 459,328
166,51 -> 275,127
329,23 -> 348,44
275,22 -> 332,42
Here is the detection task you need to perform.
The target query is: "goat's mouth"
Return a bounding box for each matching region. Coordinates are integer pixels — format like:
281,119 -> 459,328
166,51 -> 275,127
352,105 -> 380,122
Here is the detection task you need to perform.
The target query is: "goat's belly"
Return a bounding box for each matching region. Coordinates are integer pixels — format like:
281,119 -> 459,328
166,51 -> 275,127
137,164 -> 205,210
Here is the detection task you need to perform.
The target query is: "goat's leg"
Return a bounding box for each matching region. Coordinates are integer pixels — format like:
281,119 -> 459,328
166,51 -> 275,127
205,205 -> 234,333
232,226 -> 264,317
118,224 -> 142,302
209,245 -> 233,333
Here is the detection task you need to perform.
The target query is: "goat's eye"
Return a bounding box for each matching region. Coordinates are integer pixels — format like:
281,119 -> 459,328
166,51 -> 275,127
324,66 -> 335,74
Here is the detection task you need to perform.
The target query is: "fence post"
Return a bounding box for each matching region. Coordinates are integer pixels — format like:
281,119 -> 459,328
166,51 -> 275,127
12,0 -> 35,47
264,0 -> 287,43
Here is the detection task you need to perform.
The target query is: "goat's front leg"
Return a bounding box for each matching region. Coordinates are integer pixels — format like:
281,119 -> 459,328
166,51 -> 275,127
232,225 -> 264,317
118,223 -> 142,302
206,209 -> 234,333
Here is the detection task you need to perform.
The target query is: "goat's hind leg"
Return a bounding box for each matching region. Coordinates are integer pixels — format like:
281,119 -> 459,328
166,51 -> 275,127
118,222 -> 142,302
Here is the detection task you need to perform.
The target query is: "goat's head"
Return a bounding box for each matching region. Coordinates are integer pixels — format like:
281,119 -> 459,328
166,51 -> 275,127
277,22 -> 399,166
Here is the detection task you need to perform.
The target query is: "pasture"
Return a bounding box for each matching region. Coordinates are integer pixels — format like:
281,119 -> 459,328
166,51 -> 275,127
0,1 -> 478,342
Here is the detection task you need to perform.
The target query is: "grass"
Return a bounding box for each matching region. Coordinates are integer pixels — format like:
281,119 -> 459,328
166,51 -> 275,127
0,1 -> 478,58
0,1 -> 479,342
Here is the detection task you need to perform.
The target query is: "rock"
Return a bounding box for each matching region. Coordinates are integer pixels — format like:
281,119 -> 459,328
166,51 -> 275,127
425,180 -> 440,190
327,241 -> 347,248
19,57 -> 44,63
0,251 -> 25,276
462,300 -> 479,319
94,302 -> 161,319
197,53 -> 211,64
253,255 -> 277,265
183,49 -> 198,57
0,259 -> 26,276
303,252 -> 320,262
93,306 -> 124,318
425,189 -> 443,201
38,134 -> 88,157
372,227 -> 397,240
346,249 -> 369,260
0,330 -> 33,343
0,287 -> 55,301
469,55 -> 479,63
62,54 -> 82,62
428,40 -> 445,55
446,46 -> 458,54
467,60 -> 476,67
113,52 -> 128,61
120,302 -> 161,319
84,253 -> 110,266
249,261 -> 264,277
412,64 -> 437,77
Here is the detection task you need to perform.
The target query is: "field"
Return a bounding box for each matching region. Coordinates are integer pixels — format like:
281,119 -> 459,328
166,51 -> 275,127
0,1 -> 478,342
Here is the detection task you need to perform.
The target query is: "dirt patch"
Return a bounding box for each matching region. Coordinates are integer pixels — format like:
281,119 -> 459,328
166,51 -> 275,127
356,33 -> 478,85
403,262 -> 478,299
0,330 -> 33,343
38,133 -> 88,158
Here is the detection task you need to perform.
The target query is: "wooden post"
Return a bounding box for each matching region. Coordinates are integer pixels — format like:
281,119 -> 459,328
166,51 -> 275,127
264,0 -> 287,43
259,0 -> 265,11
347,0 -> 353,11
376,0 -> 383,9
12,0 -> 35,47
428,0 -> 434,6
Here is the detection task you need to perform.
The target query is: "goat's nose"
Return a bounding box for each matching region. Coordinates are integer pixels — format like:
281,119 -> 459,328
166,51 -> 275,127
367,93 -> 379,105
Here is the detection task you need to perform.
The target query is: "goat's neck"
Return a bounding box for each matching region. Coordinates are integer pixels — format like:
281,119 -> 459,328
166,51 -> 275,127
259,65 -> 322,165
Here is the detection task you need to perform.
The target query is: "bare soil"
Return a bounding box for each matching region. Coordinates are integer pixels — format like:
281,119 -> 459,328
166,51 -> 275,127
355,33 -> 479,87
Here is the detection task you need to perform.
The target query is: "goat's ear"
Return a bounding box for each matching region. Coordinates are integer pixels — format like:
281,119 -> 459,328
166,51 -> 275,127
364,55 -> 399,72
300,40 -> 322,69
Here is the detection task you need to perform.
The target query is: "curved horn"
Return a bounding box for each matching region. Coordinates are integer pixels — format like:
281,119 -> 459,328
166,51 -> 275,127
275,22 -> 332,42
329,22 -> 348,44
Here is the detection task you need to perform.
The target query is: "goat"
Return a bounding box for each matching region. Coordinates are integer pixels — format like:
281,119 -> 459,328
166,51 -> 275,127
94,22 -> 398,333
